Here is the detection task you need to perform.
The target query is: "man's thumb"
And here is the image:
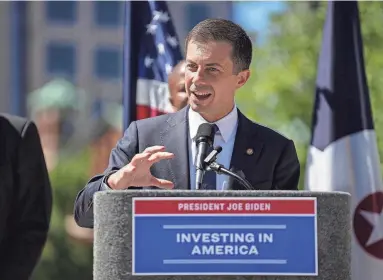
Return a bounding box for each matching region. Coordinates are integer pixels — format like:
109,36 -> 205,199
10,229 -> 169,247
150,176 -> 174,189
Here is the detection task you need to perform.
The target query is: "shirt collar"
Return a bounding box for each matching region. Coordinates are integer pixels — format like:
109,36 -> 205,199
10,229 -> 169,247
188,105 -> 238,143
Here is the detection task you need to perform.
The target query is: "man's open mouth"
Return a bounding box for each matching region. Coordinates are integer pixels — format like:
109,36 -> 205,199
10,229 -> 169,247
192,91 -> 212,100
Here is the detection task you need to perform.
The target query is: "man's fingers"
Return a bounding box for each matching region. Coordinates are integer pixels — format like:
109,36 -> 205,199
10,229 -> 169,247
150,177 -> 174,189
148,152 -> 174,163
131,147 -> 165,162
143,146 -> 166,154
131,152 -> 150,164
131,147 -> 173,166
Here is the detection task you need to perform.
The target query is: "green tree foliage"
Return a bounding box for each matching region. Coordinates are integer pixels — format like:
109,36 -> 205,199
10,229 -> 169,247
31,150 -> 93,280
236,2 -> 383,189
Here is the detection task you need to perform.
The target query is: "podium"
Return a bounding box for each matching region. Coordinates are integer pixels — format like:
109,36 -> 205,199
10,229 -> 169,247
93,190 -> 351,280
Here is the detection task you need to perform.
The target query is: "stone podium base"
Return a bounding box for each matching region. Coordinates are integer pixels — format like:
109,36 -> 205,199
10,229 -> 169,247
94,190 -> 350,280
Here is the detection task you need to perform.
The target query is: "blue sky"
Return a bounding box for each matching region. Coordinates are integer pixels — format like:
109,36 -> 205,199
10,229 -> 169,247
232,1 -> 287,44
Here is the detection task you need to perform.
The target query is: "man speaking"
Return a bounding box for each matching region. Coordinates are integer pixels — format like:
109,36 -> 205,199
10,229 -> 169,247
74,19 -> 300,228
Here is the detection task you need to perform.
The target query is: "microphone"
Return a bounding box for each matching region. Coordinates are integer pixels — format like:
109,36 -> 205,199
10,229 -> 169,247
204,146 -> 253,190
194,123 -> 215,190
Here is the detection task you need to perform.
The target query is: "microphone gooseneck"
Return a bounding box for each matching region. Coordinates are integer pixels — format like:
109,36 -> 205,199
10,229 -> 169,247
204,146 -> 253,190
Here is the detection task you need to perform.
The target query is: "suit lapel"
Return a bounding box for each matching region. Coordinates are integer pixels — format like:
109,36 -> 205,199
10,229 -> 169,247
160,107 -> 190,190
230,110 -> 264,190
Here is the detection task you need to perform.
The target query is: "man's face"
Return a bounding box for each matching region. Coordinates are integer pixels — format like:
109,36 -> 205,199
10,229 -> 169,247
168,62 -> 188,112
185,40 -> 250,122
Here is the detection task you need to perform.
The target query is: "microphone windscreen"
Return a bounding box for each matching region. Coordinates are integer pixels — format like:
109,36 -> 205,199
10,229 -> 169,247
195,123 -> 215,140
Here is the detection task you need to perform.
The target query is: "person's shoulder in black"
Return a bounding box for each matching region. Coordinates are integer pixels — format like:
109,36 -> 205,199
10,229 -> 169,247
0,113 -> 52,280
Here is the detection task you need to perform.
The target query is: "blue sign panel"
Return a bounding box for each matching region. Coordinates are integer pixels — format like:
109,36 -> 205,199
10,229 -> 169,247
132,197 -> 318,276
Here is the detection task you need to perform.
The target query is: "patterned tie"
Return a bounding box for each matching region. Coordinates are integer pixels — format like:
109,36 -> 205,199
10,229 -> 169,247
202,124 -> 219,190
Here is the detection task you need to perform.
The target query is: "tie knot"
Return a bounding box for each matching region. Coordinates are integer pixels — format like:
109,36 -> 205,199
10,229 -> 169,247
212,124 -> 219,135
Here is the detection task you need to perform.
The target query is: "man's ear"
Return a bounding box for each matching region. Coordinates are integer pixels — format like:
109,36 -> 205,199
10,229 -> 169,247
235,69 -> 251,89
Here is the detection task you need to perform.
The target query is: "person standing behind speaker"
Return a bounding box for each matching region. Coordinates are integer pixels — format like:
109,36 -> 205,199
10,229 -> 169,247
74,18 -> 300,229
168,60 -> 189,112
0,113 -> 52,280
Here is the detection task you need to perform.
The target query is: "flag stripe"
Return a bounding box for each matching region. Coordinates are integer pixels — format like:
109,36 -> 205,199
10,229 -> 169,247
136,105 -> 167,120
136,78 -> 173,113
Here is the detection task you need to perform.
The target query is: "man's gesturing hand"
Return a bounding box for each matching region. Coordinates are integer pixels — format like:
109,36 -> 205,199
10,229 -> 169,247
107,146 -> 175,190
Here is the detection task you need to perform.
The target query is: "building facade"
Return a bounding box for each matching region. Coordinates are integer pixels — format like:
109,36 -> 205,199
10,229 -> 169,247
0,1 -> 232,115
26,1 -> 232,105
0,2 -> 11,114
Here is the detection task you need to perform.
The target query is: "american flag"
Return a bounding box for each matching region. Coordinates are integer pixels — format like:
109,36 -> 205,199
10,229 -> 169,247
123,1 -> 183,130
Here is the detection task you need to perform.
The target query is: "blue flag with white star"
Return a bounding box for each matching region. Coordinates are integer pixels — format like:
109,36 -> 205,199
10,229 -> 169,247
122,1 -> 183,130
304,2 -> 383,278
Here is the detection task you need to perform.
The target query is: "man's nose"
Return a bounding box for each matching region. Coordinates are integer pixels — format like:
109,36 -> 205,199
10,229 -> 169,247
192,68 -> 205,84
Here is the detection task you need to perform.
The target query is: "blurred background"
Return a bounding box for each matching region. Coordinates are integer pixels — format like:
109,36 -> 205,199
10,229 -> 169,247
1,1 -> 382,279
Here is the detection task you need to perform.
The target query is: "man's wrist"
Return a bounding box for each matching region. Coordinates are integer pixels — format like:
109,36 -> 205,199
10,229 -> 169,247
103,169 -> 134,190
107,172 -> 119,189
102,171 -> 117,190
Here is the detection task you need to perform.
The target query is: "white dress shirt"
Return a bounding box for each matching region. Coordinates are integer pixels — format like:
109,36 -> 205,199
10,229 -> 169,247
188,105 -> 238,190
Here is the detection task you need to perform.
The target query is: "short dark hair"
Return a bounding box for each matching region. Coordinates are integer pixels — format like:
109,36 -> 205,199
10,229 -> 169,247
185,18 -> 252,73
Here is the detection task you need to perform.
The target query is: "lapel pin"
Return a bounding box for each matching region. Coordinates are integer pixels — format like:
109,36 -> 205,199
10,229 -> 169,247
246,148 -> 254,155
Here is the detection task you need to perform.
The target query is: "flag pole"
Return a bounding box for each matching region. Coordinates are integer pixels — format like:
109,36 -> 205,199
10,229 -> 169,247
10,1 -> 27,116
122,1 -> 133,131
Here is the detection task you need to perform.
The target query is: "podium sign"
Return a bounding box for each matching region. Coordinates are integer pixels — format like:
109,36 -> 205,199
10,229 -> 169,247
132,197 -> 318,276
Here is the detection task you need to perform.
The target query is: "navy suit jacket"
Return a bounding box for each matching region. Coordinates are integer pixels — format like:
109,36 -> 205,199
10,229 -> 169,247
74,106 -> 300,228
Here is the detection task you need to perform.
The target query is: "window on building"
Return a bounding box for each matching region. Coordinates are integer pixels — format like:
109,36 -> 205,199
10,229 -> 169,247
45,1 -> 77,23
94,47 -> 121,79
186,3 -> 211,31
46,42 -> 76,79
94,1 -> 122,27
